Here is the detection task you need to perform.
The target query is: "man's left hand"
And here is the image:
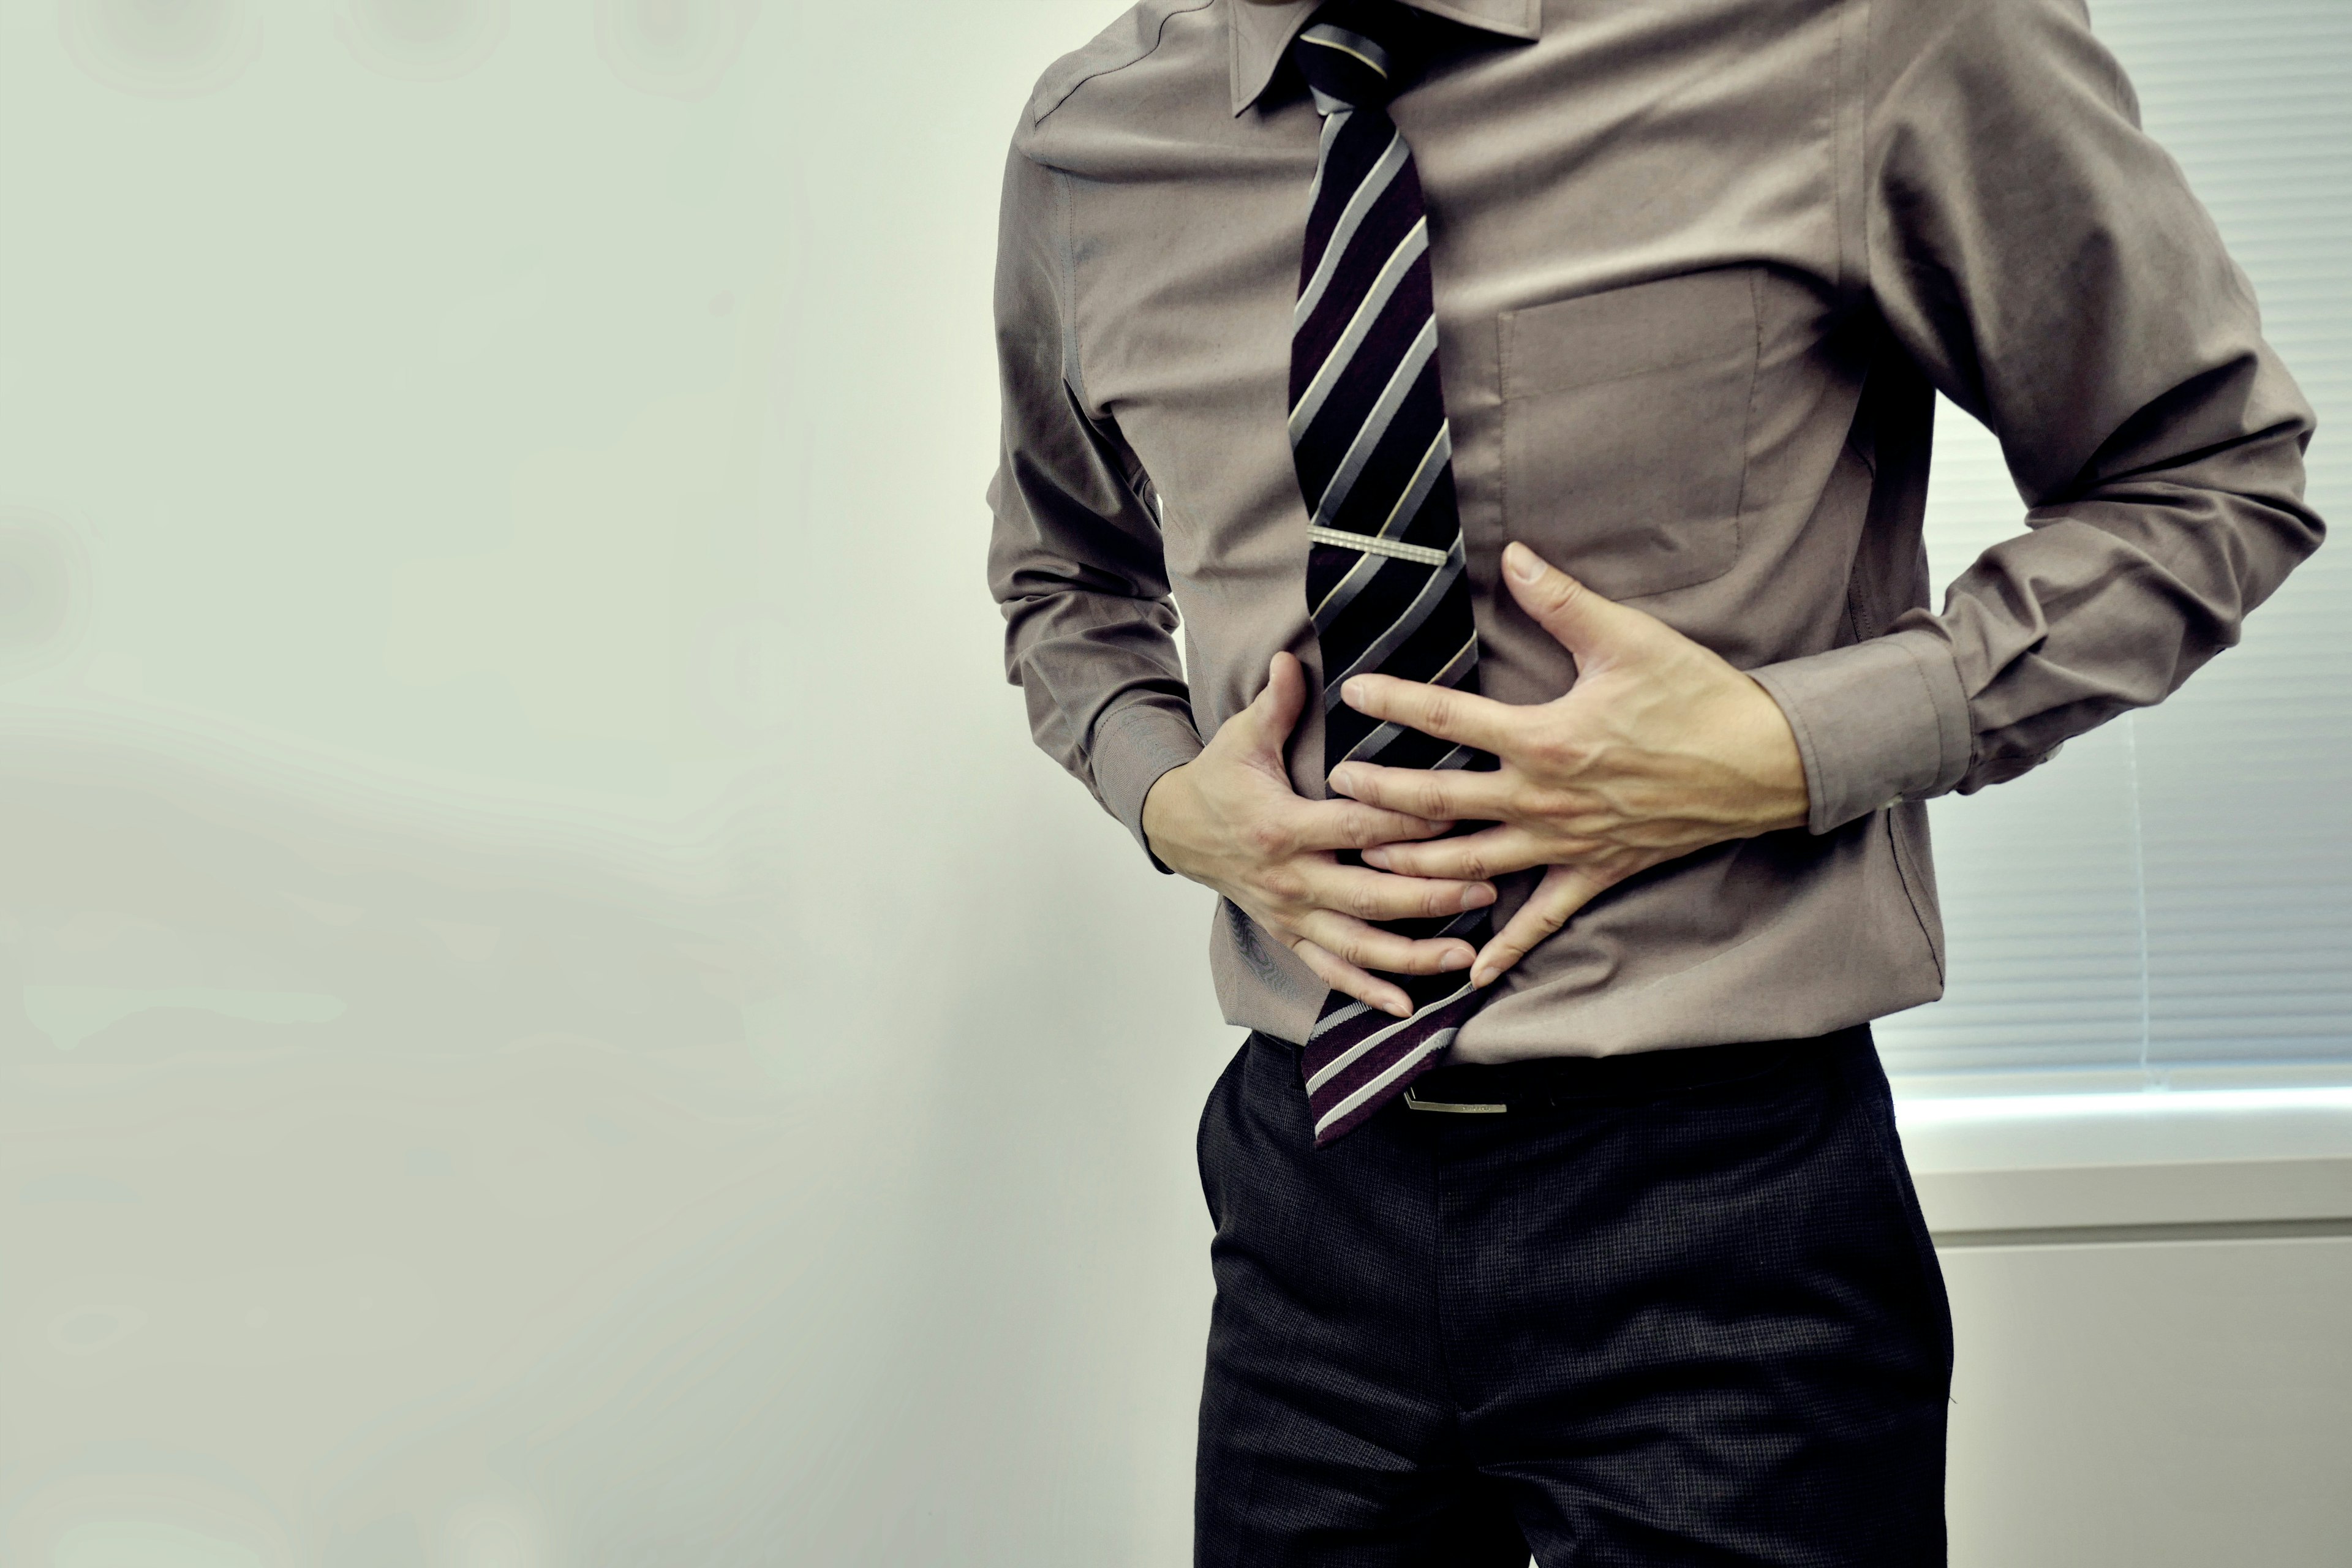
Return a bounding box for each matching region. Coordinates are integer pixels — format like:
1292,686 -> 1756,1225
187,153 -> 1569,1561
1331,540 -> 1811,989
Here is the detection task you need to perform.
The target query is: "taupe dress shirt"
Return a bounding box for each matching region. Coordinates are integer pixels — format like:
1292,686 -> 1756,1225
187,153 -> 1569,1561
985,0 -> 2321,1062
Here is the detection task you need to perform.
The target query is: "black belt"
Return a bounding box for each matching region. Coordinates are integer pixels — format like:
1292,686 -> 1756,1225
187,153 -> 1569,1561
1253,1025 -> 1869,1117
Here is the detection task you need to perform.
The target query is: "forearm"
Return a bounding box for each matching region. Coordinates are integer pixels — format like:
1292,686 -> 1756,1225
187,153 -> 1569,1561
1934,404 -> 2319,789
1000,577 -> 1202,860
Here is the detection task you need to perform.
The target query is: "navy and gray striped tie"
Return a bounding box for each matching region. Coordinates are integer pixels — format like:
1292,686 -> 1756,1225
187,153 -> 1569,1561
1289,0 -> 1493,1146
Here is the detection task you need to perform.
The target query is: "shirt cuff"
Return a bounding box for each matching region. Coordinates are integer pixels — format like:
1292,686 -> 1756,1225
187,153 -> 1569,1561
1748,626 -> 1973,835
1091,698 -> 1205,873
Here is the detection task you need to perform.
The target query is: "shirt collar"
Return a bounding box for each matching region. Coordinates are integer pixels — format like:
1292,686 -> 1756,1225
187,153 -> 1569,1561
1227,0 -> 1541,116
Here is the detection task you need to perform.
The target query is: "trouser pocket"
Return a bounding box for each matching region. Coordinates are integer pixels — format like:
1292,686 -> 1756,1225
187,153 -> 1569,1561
1196,1037 -> 1253,1227
1841,1041 -> 1956,1381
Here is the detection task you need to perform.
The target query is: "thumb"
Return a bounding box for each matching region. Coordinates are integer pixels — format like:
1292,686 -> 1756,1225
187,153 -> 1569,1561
1499,541 -> 1654,666
1236,651 -> 1307,755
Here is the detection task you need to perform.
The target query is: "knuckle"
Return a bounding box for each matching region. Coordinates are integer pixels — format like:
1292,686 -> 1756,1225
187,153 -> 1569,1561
1259,866 -> 1306,903
1242,818 -> 1291,858
1523,786 -> 1574,823
1533,736 -> 1591,776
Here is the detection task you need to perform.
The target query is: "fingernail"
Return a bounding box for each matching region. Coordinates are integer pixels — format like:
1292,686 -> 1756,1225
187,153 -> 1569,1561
1459,884 -> 1491,910
1440,949 -> 1471,971
1503,542 -> 1543,583
1471,965 -> 1496,989
1362,846 -> 1389,869
1388,1000 -> 1413,1019
1329,764 -> 1359,793
1341,677 -> 1368,708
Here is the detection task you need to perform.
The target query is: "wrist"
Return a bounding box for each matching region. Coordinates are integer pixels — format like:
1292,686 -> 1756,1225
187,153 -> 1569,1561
1140,760 -> 1196,877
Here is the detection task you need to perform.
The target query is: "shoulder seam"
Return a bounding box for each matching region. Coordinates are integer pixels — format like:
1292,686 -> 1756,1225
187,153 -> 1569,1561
1031,0 -> 1215,126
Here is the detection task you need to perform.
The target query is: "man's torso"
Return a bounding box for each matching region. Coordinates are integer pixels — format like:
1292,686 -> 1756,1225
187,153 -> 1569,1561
1016,0 -> 1947,1058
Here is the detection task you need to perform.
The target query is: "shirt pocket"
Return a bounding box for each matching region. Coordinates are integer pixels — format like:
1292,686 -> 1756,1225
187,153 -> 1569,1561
1498,269 -> 1760,599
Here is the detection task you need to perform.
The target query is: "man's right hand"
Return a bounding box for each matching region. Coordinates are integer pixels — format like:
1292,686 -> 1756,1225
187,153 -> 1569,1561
1140,652 -> 1497,1019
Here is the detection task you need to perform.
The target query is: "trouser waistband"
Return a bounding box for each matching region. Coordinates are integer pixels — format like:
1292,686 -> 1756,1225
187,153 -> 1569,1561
1246,1023 -> 1873,1115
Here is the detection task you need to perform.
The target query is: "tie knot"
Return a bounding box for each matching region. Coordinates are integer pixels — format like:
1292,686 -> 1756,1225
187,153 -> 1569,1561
1292,0 -> 1423,113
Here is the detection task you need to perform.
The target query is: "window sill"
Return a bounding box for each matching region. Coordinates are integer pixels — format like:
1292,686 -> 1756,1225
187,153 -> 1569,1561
1891,1085 -> 2352,1245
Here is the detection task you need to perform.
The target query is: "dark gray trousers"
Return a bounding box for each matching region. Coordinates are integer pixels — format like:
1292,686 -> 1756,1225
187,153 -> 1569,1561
1194,1025 -> 1951,1566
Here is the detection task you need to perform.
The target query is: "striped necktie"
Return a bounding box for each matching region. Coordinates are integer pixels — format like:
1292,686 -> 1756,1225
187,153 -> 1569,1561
1289,0 -> 1493,1147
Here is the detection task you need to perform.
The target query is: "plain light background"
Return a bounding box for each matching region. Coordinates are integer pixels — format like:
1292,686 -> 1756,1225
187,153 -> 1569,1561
0,1 -> 2342,1564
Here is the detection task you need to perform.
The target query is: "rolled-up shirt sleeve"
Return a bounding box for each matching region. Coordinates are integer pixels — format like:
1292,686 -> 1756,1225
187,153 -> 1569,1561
986,138 -> 1203,867
1754,0 -> 2323,835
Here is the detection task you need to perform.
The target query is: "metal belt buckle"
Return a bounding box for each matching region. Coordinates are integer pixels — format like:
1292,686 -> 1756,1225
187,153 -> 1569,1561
1402,1085 -> 1509,1115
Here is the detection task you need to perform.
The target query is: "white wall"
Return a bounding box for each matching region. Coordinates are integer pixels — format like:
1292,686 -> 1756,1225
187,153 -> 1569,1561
0,1 -> 2342,1565
1943,1235 -> 2352,1566
1,1 -> 1226,1561
1909,1104 -> 2352,1566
